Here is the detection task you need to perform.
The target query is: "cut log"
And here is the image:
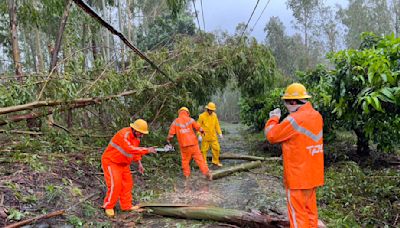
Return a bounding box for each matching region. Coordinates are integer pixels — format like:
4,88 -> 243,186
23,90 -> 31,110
211,161 -> 262,180
139,203 -> 289,228
208,153 -> 281,161
4,210 -> 65,228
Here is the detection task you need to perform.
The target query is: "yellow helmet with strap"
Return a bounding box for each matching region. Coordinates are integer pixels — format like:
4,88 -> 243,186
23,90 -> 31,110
282,83 -> 312,100
130,119 -> 149,134
178,107 -> 190,114
205,102 -> 216,111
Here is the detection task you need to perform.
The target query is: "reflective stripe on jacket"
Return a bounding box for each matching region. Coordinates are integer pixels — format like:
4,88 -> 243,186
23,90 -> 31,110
168,111 -> 201,148
102,127 -> 149,165
265,102 -> 324,189
197,111 -> 222,141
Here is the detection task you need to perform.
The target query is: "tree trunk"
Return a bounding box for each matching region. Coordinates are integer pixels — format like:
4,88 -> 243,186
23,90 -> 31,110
101,0 -> 110,60
354,128 -> 370,157
35,28 -> 44,73
49,0 -> 73,73
8,0 -> 23,82
118,0 -> 125,70
207,153 -> 281,162
66,109 -> 73,128
81,22 -> 87,72
211,161 -> 262,180
139,203 -> 289,228
0,89 -> 141,115
0,89 -> 142,126
90,26 -> 99,61
24,28 -> 36,73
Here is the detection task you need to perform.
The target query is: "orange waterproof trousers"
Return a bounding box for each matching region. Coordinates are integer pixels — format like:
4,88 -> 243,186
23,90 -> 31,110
286,188 -> 318,228
102,159 -> 134,210
180,145 -> 209,177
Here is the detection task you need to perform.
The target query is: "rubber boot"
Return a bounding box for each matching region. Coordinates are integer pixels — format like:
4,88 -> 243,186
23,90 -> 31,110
105,209 -> 115,218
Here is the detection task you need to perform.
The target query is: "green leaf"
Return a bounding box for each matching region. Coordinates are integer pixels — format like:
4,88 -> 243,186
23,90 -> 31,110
370,96 -> 383,112
381,73 -> 387,82
367,71 -> 374,83
380,88 -> 395,101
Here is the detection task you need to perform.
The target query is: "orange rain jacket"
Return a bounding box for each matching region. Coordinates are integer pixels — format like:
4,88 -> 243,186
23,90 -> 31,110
265,102 -> 324,189
102,127 -> 149,165
102,127 -> 150,210
197,111 -> 222,141
168,111 -> 209,177
168,111 -> 202,148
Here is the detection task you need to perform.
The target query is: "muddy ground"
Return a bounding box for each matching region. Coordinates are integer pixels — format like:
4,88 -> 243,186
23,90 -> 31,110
0,122 -> 287,227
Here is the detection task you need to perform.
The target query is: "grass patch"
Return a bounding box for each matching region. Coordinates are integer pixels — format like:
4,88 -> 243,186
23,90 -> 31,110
318,161 -> 399,227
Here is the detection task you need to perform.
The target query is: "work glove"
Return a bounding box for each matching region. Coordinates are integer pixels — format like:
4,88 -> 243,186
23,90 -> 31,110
198,135 -> 202,142
147,147 -> 156,154
219,134 -> 223,139
269,108 -> 281,119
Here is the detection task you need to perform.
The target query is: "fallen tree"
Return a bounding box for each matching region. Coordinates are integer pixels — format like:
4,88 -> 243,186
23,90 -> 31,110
208,153 -> 281,161
211,161 -> 262,180
139,203 -> 289,228
0,90 -> 140,115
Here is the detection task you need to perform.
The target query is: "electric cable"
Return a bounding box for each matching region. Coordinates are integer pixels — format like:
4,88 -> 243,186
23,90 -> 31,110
250,0 -> 271,33
239,0 -> 260,41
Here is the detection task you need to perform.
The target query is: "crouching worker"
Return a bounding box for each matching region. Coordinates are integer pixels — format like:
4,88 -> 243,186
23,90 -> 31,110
167,107 -> 212,181
101,119 -> 156,218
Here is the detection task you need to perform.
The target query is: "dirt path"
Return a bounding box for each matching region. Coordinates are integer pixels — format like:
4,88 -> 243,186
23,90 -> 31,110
0,122 -> 286,227
140,122 -> 287,227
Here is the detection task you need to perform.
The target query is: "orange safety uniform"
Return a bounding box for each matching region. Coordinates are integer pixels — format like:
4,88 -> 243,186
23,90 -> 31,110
101,127 -> 149,210
168,111 -> 209,177
265,102 -> 324,228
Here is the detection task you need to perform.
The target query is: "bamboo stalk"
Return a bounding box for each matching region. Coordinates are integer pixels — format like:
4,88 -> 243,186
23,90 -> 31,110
211,161 -> 262,180
138,203 -> 289,227
208,153 -> 281,161
4,210 -> 65,228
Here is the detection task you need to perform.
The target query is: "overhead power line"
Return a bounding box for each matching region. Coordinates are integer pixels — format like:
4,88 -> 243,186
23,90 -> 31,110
192,0 -> 202,32
250,0 -> 271,33
239,0 -> 260,41
200,0 -> 206,31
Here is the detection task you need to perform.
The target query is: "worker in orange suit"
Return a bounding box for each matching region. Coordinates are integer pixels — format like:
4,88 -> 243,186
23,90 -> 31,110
167,107 -> 212,181
264,83 -> 324,228
101,119 -> 156,218
198,102 -> 223,167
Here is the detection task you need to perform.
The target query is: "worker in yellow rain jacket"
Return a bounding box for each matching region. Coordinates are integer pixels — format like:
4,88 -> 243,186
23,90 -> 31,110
197,102 -> 223,167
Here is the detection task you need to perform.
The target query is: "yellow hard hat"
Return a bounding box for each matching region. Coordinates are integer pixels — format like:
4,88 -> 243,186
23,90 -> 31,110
130,119 -> 149,134
205,102 -> 216,111
178,107 -> 190,113
282,83 -> 312,100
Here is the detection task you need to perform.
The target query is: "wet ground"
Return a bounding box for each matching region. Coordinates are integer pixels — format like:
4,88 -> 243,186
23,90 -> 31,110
139,122 -> 287,227
0,122 -> 286,227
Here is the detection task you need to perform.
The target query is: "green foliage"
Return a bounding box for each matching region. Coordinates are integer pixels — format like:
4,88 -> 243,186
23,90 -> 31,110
338,0 -> 392,48
7,208 -> 25,221
239,88 -> 285,130
67,215 -> 84,227
318,162 -> 399,227
137,11 -> 195,51
301,33 -> 400,153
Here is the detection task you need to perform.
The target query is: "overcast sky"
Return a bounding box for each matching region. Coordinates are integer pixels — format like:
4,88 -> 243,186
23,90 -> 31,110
192,0 -> 348,41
